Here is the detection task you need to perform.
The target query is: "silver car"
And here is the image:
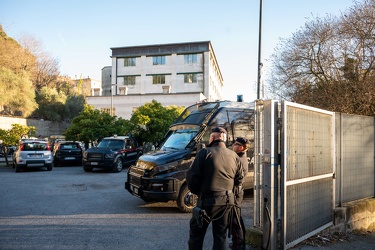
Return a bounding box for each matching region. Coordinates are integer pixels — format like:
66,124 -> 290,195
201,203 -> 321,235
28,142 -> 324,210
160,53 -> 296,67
13,140 -> 53,172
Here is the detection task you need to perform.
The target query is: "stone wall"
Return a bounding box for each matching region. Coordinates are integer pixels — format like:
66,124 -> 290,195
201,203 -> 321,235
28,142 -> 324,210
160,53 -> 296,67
0,116 -> 70,138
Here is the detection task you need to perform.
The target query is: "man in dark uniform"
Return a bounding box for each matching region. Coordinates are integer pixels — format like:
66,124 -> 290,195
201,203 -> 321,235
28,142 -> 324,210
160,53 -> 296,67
186,127 -> 244,250
230,137 -> 251,250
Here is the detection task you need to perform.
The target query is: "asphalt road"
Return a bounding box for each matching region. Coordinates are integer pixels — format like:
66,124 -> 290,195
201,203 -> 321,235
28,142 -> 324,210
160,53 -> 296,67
1,162 -> 374,250
0,164 -> 255,250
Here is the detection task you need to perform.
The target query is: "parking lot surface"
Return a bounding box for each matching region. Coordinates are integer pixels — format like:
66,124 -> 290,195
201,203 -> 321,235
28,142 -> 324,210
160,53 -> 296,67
0,165 -> 254,250
1,162 -> 374,250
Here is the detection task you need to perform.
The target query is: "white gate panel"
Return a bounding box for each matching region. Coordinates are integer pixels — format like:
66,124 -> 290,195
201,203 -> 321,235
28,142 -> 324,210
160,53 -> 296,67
281,101 -> 335,249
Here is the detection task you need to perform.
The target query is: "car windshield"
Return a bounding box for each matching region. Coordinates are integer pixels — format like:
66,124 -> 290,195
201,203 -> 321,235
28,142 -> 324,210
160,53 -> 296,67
22,142 -> 48,151
97,139 -> 125,149
161,129 -> 198,150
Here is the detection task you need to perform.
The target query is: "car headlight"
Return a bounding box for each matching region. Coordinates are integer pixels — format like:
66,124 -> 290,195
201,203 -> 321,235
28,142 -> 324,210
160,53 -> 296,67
105,153 -> 115,159
155,162 -> 176,173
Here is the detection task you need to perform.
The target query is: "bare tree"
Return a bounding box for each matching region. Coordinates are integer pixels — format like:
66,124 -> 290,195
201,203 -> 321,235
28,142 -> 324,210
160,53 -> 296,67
18,34 -> 60,91
267,0 -> 375,116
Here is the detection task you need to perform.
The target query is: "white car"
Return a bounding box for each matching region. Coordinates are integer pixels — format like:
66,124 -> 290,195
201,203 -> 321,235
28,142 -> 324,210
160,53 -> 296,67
13,140 -> 53,172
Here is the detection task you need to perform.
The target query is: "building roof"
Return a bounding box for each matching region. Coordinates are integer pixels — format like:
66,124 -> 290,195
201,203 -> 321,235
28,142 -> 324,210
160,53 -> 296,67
110,41 -> 212,57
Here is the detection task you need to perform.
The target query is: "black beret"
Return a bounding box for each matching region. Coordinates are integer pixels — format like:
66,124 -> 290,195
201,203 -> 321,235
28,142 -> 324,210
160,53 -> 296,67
235,137 -> 248,146
211,127 -> 227,134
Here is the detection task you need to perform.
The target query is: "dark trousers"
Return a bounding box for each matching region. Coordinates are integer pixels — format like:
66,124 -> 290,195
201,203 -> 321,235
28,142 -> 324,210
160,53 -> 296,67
188,204 -> 232,250
230,206 -> 246,250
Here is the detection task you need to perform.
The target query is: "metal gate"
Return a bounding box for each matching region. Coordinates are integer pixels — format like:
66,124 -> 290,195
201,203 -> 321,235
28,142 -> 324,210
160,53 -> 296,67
280,101 -> 335,248
255,100 -> 336,249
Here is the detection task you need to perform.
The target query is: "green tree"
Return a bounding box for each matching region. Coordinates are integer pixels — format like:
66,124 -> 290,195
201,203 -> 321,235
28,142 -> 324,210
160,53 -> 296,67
64,105 -> 131,148
32,86 -> 67,121
64,101 -> 184,149
0,67 -> 38,116
30,86 -> 85,122
64,95 -> 85,122
0,124 -> 36,165
0,26 -> 85,120
129,100 -> 185,144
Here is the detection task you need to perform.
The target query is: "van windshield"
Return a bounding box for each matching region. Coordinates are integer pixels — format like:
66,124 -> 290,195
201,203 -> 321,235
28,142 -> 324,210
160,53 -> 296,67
161,129 -> 198,150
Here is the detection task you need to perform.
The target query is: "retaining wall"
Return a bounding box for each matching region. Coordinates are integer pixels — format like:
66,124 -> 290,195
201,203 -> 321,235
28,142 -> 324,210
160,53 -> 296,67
0,116 -> 70,138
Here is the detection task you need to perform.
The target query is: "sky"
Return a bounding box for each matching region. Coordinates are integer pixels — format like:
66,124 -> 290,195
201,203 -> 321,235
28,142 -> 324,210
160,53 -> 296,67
0,0 -> 357,102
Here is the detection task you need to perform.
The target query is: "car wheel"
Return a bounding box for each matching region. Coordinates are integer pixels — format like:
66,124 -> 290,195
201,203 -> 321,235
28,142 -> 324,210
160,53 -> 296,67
47,164 -> 53,171
83,166 -> 93,172
112,158 -> 123,173
177,184 -> 197,213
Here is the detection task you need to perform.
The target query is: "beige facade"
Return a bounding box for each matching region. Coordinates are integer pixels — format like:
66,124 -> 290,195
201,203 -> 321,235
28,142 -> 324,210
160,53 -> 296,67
72,77 -> 102,96
87,41 -> 224,119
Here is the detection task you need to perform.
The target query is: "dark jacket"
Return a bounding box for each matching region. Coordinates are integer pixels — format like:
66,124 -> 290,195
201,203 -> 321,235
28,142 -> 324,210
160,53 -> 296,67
237,151 -> 249,177
186,140 -> 244,196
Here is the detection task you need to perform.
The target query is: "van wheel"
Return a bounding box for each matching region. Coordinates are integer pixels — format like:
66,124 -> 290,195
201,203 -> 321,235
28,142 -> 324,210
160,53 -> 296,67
177,184 -> 197,213
112,158 -> 123,173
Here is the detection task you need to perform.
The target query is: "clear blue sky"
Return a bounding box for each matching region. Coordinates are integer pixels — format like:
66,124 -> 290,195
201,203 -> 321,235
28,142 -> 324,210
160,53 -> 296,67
0,0 -> 356,102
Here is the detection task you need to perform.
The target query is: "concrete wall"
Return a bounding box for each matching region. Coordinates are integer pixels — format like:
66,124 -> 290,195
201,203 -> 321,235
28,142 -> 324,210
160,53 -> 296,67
332,198 -> 375,233
0,116 -> 70,138
86,92 -> 206,120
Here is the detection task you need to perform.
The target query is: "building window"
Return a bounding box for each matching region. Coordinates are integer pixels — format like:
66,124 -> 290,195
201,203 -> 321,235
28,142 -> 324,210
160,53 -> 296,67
152,75 -> 165,84
119,87 -> 128,95
93,88 -> 101,96
184,74 -> 198,83
124,58 -> 136,67
153,56 -> 165,65
184,54 -> 197,64
123,76 -> 136,86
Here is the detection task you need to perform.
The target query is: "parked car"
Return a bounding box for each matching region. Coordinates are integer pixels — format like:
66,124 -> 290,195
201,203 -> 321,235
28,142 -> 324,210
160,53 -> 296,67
12,140 -> 53,172
53,141 -> 83,166
82,135 -> 143,173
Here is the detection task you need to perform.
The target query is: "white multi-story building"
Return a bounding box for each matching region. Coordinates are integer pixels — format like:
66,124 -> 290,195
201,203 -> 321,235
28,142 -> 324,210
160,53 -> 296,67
87,41 -> 224,119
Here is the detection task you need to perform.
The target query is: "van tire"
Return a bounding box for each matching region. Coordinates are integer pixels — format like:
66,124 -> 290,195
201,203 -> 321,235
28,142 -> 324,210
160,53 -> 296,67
83,166 -> 93,172
177,184 -> 197,213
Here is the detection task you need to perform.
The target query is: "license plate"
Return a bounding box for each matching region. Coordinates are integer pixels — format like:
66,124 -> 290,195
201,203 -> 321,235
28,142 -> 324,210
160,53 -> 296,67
65,157 -> 75,160
29,154 -> 42,158
91,162 -> 98,165
133,187 -> 138,194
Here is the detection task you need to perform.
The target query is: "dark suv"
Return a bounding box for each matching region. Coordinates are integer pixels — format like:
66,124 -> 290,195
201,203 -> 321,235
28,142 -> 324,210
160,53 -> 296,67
53,141 -> 83,166
82,135 -> 143,173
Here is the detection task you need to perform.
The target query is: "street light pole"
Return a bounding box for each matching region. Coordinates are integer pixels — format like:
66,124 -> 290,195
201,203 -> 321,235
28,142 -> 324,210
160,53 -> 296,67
110,84 -> 116,116
257,0 -> 263,100
110,84 -> 113,116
